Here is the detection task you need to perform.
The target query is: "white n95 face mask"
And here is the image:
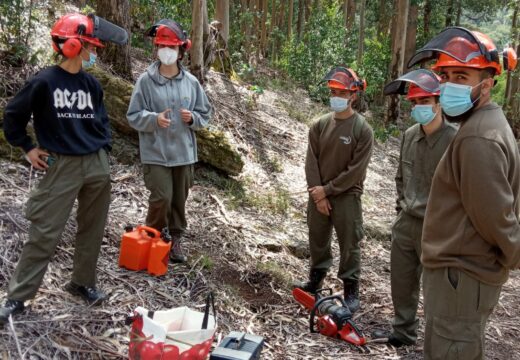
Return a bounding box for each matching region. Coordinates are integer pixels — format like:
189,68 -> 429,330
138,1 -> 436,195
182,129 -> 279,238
158,47 -> 178,65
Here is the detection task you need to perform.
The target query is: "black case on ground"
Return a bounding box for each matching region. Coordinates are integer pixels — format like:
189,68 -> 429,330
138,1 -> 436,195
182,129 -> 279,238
209,331 -> 264,360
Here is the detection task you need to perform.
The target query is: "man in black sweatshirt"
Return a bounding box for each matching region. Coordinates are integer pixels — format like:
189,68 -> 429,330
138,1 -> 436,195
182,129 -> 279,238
0,13 -> 127,325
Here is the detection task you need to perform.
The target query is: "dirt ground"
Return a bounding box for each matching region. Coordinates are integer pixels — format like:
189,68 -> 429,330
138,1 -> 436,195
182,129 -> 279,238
1,66 -> 520,360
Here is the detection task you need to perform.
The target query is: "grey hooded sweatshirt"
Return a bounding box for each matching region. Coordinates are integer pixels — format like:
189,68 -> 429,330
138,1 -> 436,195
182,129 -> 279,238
127,61 -> 212,166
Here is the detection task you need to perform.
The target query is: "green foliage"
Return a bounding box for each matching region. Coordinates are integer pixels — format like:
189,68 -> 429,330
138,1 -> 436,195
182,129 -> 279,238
130,0 -> 193,51
199,254 -> 214,270
0,0 -> 38,65
357,34 -> 391,102
492,72 -> 507,106
279,4 -> 356,102
257,261 -> 291,287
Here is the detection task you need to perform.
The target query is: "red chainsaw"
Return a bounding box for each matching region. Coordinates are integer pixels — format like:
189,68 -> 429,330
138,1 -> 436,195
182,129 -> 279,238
293,287 -> 366,346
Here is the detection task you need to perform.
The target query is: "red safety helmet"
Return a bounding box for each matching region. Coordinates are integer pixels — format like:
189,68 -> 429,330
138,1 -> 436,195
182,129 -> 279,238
51,14 -> 103,58
323,67 -> 367,91
145,19 -> 192,50
51,13 -> 128,58
384,69 -> 441,100
408,27 -> 517,76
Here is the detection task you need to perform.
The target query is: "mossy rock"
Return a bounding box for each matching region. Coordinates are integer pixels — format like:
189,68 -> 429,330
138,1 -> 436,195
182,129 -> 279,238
87,66 -> 243,175
0,129 -> 25,163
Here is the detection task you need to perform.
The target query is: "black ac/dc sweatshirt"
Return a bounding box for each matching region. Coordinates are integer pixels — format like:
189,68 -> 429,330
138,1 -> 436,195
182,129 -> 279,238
3,65 -> 111,155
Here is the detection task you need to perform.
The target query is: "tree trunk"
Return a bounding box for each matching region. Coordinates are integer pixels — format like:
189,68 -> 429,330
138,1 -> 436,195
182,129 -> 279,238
305,0 -> 312,23
203,0 -> 210,41
357,0 -> 366,65
215,0 -> 229,43
506,3 -> 520,134
455,0 -> 462,25
191,0 -> 205,82
386,0 -> 409,124
288,0 -> 294,40
445,0 -> 454,27
404,2 -> 418,69
377,0 -> 389,39
242,0 -> 252,60
269,0 -> 277,58
254,0 -> 261,61
505,3 -> 519,105
273,1 -> 285,60
96,0 -> 132,81
344,0 -> 356,32
260,0 -> 268,57
297,0 -> 305,41
424,0 -> 432,41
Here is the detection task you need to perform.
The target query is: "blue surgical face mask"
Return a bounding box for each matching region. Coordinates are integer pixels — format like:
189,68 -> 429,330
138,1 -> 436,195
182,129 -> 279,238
330,97 -> 349,112
82,50 -> 97,68
411,104 -> 437,125
439,81 -> 482,117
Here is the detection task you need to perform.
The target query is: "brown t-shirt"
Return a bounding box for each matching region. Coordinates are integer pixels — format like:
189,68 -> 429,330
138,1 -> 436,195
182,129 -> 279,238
421,102 -> 520,285
305,112 -> 374,196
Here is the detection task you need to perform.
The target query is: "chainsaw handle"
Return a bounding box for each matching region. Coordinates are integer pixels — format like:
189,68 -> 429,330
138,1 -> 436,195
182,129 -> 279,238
136,225 -> 161,239
309,295 -> 345,333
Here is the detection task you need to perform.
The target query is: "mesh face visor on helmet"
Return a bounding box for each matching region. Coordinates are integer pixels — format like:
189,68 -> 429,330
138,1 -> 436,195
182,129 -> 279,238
383,69 -> 440,97
407,27 -> 498,68
322,67 -> 364,91
89,14 -> 128,45
145,19 -> 187,42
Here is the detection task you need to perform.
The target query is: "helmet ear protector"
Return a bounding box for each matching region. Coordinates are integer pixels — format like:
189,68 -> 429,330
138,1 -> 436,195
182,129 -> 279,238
503,47 -> 518,72
52,23 -> 87,58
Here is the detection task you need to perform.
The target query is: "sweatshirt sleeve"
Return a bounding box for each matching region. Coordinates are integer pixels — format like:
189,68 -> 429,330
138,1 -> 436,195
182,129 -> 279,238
323,124 -> 374,196
305,120 -> 322,188
189,80 -> 212,130
395,132 -> 406,212
2,79 -> 39,153
458,137 -> 520,269
127,76 -> 159,133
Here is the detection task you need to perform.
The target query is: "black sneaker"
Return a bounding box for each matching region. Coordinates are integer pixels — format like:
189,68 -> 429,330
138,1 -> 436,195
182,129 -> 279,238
0,299 -> 25,326
65,282 -> 107,306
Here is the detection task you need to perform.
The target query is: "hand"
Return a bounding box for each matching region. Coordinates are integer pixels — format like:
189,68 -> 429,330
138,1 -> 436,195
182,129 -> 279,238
157,109 -> 172,128
309,186 -> 326,203
26,148 -> 49,170
316,198 -> 332,216
180,109 -> 193,124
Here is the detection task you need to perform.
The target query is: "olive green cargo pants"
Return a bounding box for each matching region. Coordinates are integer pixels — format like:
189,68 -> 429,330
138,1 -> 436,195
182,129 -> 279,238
307,193 -> 364,281
143,164 -> 193,235
390,211 -> 423,344
423,267 -> 501,360
8,150 -> 111,301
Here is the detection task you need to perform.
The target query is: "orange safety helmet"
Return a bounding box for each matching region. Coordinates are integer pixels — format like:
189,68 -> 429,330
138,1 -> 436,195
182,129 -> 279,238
432,32 -> 502,75
408,27 -> 517,75
145,19 -> 192,50
384,69 -> 441,100
323,66 -> 367,92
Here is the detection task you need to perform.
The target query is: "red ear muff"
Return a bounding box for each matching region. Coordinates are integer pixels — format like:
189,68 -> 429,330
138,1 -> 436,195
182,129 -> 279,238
503,47 -> 518,72
62,38 -> 82,58
184,39 -> 192,51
